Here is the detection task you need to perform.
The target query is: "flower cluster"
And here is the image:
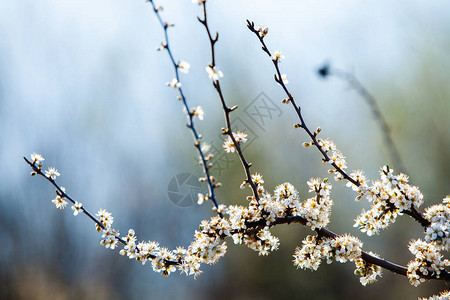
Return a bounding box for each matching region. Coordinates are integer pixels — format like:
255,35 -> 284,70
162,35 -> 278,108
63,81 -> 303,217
303,138 -> 348,181
318,138 -> 348,180
328,234 -> 363,264
346,169 -> 368,198
354,252 -> 383,286
177,176 -> 334,272
46,169 -> 377,281
96,209 -> 120,249
93,207 -> 185,277
423,196 -> 450,250
256,25 -> 269,38
255,182 -> 299,224
100,227 -> 120,250
176,176 -> 335,271
407,239 -> 450,287
119,228 -> 180,277
293,235 -> 328,271
198,176 -> 283,257
301,178 -> 333,230
293,234 -> 374,284
420,291 -> 450,300
353,166 -> 424,236
223,131 -> 248,153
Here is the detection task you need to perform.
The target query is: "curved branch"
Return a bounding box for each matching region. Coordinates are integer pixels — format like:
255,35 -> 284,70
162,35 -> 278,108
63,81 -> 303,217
24,157 -> 181,266
24,157 -> 450,282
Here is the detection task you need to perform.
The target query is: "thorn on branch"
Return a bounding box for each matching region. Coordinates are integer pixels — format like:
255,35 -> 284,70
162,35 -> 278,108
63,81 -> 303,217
274,74 -> 280,84
197,16 -> 206,25
246,20 -> 255,30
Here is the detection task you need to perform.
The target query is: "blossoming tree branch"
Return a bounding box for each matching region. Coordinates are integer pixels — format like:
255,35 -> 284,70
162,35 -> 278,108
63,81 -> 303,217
24,1 -> 450,299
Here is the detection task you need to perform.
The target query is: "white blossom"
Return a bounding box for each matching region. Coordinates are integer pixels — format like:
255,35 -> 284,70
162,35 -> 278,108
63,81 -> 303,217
178,61 -> 190,73
166,78 -> 181,88
205,66 -> 223,81
71,201 -> 83,216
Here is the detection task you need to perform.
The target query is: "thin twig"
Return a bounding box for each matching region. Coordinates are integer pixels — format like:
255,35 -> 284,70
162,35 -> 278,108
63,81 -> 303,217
148,0 -> 222,217
198,2 -> 260,203
246,21 -> 359,187
24,157 -> 450,281
246,21 -> 429,228
193,10 -> 445,280
24,157 -> 181,266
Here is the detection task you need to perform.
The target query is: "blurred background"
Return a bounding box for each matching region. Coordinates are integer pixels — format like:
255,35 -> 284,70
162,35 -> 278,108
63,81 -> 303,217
1,0 -> 449,299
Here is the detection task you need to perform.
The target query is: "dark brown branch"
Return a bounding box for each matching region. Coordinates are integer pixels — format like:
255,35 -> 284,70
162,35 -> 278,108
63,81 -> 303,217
227,213 -> 448,281
246,20 -> 359,187
148,0 -> 222,217
24,157 -> 449,281
24,157 -> 181,266
198,2 -> 260,203
246,21 -> 430,228
244,20 -> 450,282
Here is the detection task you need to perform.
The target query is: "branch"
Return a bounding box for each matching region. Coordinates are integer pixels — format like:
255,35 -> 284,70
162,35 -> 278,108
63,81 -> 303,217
246,21 -> 430,229
197,2 -> 261,203
246,21 -> 359,187
24,156 -> 450,282
24,157 -> 180,267
148,0 -> 222,217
